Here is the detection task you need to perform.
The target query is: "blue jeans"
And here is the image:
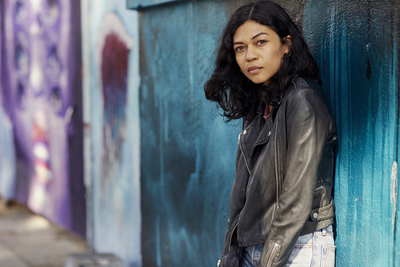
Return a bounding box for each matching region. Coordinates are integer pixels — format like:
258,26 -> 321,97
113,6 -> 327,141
241,225 -> 335,267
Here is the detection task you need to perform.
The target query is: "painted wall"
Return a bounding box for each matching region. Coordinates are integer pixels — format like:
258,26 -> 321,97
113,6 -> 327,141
0,0 -> 85,236
0,4 -> 16,201
0,96 -> 16,201
138,1 -> 243,266
134,0 -> 399,266
303,0 -> 400,266
81,0 -> 141,266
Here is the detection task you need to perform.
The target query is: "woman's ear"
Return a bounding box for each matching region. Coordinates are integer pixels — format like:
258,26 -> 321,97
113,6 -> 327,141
284,35 -> 292,54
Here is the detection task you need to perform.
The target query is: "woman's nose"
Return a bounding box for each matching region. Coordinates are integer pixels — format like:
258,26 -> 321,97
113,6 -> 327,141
246,46 -> 258,61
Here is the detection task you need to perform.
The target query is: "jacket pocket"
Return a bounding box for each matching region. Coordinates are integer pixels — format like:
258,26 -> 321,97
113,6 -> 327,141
220,242 -> 244,267
220,214 -> 243,267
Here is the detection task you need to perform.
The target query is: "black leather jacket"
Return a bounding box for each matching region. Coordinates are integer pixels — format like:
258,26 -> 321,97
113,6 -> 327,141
219,77 -> 337,267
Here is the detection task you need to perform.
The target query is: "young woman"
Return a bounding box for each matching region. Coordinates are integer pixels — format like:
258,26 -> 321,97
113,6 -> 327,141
204,1 -> 337,267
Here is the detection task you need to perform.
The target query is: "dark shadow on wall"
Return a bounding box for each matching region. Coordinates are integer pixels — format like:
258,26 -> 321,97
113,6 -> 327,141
68,0 -> 86,238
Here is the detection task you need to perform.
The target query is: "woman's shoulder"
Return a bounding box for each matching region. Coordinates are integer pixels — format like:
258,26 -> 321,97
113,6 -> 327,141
284,77 -> 329,106
290,77 -> 321,94
281,77 -> 334,120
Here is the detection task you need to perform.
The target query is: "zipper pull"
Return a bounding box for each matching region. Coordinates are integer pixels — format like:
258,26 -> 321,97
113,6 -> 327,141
266,242 -> 281,267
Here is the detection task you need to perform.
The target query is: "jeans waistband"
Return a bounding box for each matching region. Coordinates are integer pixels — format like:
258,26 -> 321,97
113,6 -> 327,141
314,225 -> 333,236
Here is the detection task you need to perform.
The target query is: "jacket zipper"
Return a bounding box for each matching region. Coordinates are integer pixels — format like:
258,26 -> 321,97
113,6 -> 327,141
228,224 -> 238,251
239,133 -> 251,174
266,243 -> 280,267
230,129 -> 252,251
274,115 -> 280,209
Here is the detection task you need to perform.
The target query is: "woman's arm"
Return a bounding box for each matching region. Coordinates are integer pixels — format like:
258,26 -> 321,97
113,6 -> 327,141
260,88 -> 332,267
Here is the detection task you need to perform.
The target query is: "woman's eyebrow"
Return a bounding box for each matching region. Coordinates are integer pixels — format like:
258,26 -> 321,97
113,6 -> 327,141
233,32 -> 269,45
233,41 -> 244,45
252,32 -> 268,39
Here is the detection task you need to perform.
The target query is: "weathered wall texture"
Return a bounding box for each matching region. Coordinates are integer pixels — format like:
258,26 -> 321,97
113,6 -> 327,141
0,6 -> 16,201
138,1 -> 243,266
135,0 -> 400,266
0,0 -> 85,236
81,0 -> 141,266
0,103 -> 15,201
303,0 -> 400,266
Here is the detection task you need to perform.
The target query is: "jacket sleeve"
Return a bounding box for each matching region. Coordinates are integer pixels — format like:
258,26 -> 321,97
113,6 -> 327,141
260,89 -> 331,267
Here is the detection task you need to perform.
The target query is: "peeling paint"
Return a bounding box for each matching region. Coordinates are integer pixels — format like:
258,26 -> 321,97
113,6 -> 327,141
81,0 -> 141,266
392,161 -> 398,227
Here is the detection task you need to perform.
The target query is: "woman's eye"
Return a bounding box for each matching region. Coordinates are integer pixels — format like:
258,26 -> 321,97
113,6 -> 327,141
257,40 -> 267,45
235,46 -> 245,52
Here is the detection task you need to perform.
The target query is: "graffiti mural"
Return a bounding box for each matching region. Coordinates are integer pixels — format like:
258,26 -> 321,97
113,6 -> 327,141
81,0 -> 141,266
99,14 -> 130,191
1,0 -> 85,236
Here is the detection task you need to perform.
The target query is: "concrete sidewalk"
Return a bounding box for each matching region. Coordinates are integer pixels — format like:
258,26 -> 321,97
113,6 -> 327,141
0,200 -> 86,267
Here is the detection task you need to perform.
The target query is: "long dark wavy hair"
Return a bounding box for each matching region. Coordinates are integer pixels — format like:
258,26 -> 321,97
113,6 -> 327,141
204,0 -> 319,121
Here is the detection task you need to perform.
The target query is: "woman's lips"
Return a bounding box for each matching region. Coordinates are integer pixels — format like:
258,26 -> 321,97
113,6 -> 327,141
247,66 -> 263,75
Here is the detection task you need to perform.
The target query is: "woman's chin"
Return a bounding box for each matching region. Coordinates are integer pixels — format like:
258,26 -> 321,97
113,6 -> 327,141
246,77 -> 267,85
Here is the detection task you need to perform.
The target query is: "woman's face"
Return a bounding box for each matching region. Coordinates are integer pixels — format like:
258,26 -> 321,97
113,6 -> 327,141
233,20 -> 291,85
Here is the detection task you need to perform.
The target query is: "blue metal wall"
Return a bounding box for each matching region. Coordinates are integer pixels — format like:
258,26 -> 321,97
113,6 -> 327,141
138,1 -> 243,266
303,0 -> 400,266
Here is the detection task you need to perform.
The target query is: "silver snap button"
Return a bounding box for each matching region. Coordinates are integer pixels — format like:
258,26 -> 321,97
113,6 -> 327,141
268,131 -> 271,136
243,130 -> 247,135
313,213 -> 318,219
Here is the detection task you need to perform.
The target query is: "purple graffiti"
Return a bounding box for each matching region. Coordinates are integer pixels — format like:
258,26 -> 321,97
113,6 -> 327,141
3,0 -> 76,230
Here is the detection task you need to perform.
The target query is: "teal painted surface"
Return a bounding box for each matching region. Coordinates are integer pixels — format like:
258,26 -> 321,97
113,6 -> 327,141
0,7 -> 16,200
303,0 -> 400,266
81,0 -> 141,266
139,1 -> 242,266
0,101 -> 16,201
